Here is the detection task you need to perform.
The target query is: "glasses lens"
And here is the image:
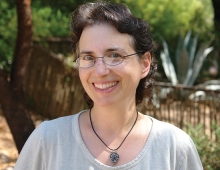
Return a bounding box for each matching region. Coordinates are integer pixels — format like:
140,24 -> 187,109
104,53 -> 123,66
76,56 -> 95,68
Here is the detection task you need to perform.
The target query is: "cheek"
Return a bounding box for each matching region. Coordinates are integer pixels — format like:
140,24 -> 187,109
79,70 -> 88,86
121,62 -> 142,79
78,70 -> 83,80
119,67 -> 141,86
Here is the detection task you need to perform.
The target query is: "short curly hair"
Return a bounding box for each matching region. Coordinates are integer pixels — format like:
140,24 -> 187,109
70,1 -> 157,107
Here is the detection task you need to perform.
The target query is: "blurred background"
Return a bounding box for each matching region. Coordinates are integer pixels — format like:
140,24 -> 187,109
0,0 -> 220,169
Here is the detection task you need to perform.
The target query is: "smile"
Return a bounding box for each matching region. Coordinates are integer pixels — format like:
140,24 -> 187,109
94,82 -> 118,90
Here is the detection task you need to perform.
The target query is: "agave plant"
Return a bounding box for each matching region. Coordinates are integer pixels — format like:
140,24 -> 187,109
160,31 -> 214,86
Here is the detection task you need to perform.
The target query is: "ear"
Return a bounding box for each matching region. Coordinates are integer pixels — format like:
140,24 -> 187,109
140,52 -> 151,79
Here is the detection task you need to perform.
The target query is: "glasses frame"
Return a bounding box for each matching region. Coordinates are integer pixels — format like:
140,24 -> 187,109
74,52 -> 141,68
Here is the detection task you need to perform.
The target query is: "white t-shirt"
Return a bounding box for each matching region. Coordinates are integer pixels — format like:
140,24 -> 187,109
14,110 -> 203,170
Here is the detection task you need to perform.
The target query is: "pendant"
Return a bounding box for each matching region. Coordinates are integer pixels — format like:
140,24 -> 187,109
110,151 -> 119,164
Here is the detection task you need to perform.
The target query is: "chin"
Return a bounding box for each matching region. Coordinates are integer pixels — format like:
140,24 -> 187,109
93,99 -> 116,107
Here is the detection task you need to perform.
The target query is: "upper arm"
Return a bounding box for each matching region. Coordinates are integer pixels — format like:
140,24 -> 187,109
178,137 -> 203,170
14,123 -> 46,170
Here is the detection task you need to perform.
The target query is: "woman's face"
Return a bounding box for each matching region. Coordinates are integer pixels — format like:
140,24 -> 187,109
78,23 -> 151,107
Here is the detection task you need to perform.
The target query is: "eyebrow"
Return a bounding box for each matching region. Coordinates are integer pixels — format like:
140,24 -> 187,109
106,48 -> 126,53
79,48 -> 127,55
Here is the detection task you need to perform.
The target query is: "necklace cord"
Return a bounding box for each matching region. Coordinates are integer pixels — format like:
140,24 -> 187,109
89,109 -> 138,151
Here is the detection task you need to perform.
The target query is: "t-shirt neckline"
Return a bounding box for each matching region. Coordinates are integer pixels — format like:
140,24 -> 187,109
74,110 -> 155,170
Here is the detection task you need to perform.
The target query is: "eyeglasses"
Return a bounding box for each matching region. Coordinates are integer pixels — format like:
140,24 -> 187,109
74,52 -> 139,68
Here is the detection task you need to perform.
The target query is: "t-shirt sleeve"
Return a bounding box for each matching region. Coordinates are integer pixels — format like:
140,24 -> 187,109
179,136 -> 204,170
14,122 -> 46,170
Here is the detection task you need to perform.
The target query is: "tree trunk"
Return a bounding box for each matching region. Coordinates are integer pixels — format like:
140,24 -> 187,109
0,0 -> 35,153
211,0 -> 220,78
212,0 -> 220,32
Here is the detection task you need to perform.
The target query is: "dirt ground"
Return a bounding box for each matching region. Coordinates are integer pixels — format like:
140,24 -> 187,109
0,110 -> 44,170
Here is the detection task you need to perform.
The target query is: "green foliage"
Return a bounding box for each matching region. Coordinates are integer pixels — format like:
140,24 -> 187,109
0,0 -> 79,71
160,31 -> 213,85
32,7 -> 70,37
186,123 -> 220,170
0,0 -> 17,71
115,0 -> 213,41
32,0 -> 88,14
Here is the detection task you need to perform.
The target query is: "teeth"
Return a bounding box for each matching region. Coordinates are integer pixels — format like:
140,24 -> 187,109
94,82 -> 117,90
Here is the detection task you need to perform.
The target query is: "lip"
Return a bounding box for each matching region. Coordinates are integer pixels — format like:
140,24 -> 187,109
93,81 -> 119,92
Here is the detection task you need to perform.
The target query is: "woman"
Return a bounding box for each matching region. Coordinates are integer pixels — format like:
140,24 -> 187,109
14,1 -> 203,169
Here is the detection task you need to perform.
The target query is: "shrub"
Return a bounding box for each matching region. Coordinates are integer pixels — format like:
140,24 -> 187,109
186,123 -> 220,170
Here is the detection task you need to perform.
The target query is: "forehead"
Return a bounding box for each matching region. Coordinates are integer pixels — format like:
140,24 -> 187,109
78,23 -> 134,53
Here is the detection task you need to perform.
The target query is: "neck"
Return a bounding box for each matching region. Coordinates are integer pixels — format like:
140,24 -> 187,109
90,103 -> 137,133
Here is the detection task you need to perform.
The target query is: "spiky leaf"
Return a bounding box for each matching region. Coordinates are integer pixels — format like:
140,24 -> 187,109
160,40 -> 178,85
177,47 -> 189,84
186,42 -> 214,86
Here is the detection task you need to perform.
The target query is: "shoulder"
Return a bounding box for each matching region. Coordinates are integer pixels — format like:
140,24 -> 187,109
24,111 -> 85,154
149,117 -> 203,169
41,114 -> 76,130
32,111 -> 85,142
39,111 -> 84,136
149,117 -> 196,156
151,117 -> 191,143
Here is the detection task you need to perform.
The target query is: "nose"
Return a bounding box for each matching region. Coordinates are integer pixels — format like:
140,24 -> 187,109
93,58 -> 110,77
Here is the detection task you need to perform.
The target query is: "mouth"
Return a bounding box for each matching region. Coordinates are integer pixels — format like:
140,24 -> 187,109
93,81 -> 118,90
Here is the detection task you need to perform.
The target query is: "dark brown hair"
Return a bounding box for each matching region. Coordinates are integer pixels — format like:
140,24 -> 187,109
70,1 -> 157,107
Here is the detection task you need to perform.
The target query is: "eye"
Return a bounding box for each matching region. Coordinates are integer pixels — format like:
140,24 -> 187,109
81,55 -> 94,61
107,53 -> 122,58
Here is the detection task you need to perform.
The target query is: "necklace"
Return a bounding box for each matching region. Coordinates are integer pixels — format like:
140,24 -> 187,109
89,109 -> 138,164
